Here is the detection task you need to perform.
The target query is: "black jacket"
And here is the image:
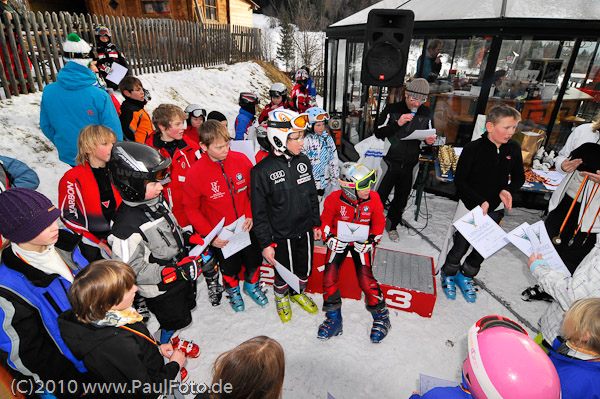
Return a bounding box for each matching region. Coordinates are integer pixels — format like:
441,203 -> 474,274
58,309 -> 179,399
455,132 -> 525,210
375,101 -> 431,165
251,152 -> 321,249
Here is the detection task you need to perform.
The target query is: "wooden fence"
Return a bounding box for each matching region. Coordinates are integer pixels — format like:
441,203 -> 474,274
0,10 -> 262,99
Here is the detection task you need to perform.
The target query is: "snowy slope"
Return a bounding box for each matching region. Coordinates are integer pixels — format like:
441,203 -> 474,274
0,62 -> 550,399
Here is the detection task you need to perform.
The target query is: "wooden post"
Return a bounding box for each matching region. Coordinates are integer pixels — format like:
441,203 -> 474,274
85,14 -> 94,46
35,12 -> 55,82
126,17 -> 139,75
22,12 -> 44,90
12,13 -> 34,93
3,11 -> 27,94
0,14 -> 12,98
45,12 -> 63,73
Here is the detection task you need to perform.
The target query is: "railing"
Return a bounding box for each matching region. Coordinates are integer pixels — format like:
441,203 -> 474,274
0,10 -> 262,99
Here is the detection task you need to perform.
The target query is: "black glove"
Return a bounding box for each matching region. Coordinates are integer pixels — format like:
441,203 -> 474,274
161,256 -> 200,284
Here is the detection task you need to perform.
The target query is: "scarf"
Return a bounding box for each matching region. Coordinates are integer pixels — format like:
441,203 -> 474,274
91,307 -> 143,328
12,242 -> 74,282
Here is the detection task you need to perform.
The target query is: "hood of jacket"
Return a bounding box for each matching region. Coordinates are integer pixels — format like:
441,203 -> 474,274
57,62 -> 97,91
58,309 -> 117,359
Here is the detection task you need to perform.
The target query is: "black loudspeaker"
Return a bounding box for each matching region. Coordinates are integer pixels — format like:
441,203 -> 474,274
360,9 -> 415,87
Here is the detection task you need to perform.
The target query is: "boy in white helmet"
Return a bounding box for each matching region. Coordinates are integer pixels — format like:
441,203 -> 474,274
251,109 -> 322,323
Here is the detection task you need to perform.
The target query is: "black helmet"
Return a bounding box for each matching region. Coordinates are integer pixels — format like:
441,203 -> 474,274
239,92 -> 259,115
269,82 -> 287,100
256,123 -> 272,152
109,142 -> 171,202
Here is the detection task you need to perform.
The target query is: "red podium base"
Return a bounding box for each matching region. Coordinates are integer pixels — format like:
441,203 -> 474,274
258,245 -> 437,318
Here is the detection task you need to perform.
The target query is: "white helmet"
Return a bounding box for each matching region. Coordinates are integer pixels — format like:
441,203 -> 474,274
266,109 -> 309,153
295,69 -> 309,82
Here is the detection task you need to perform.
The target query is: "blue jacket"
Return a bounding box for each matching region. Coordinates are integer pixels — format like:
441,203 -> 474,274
409,386 -> 471,399
234,108 -> 254,140
40,62 -> 123,166
0,230 -> 88,382
0,155 -> 39,190
549,339 -> 600,399
307,77 -> 316,97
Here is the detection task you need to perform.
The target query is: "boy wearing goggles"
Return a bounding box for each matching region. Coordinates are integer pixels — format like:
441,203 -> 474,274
374,78 -> 436,242
318,162 -> 390,343
251,109 -> 322,323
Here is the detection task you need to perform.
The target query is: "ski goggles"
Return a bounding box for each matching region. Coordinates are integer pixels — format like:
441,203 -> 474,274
269,90 -> 284,98
151,168 -> 170,183
474,315 -> 527,336
267,114 -> 310,130
339,169 -> 377,191
313,112 -> 330,121
97,27 -> 111,37
187,108 -> 206,118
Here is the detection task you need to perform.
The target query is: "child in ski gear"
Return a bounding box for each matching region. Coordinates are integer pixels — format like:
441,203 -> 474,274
409,315 -> 560,399
184,104 -> 206,145
59,125 -> 122,260
58,260 -> 187,397
183,120 -> 266,312
207,110 -> 229,129
318,162 -> 390,343
290,69 -> 311,113
205,336 -> 284,399
146,104 -> 201,228
107,141 -> 199,344
94,25 -> 129,90
301,65 -> 317,104
40,33 -> 122,166
302,107 -> 339,200
251,109 -> 321,323
0,188 -> 89,394
440,104 -> 524,303
255,123 -> 271,163
119,76 -> 153,143
545,298 -> 600,399
258,82 -> 294,123
374,78 -> 436,241
527,243 -> 600,346
0,155 -> 39,192
235,92 -> 258,140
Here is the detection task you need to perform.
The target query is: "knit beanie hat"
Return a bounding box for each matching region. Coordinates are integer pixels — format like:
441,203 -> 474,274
207,111 -> 227,123
0,188 -> 60,243
406,78 -> 430,100
62,33 -> 92,67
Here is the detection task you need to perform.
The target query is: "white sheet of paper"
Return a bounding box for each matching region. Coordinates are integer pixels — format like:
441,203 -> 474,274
419,374 -> 459,395
189,217 -> 225,256
105,63 -> 128,85
337,221 -> 369,242
218,216 -> 251,259
229,140 -> 256,165
453,206 -> 509,259
506,222 -> 533,256
274,261 -> 300,293
531,169 -> 566,191
401,128 -> 436,141
526,221 -> 571,276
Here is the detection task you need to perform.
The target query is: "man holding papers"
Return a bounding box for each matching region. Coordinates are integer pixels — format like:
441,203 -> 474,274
440,105 -> 524,303
318,163 -> 390,343
374,78 -> 436,242
183,121 -> 267,312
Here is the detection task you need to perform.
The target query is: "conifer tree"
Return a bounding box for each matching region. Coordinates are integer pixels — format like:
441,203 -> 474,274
276,14 -> 295,71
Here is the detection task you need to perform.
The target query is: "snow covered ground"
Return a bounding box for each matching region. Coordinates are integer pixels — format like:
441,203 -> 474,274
0,62 -> 551,398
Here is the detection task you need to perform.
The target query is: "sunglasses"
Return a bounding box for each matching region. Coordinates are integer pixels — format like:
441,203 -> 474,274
187,108 -> 206,118
267,114 -> 310,130
408,96 -> 427,103
339,170 -> 377,191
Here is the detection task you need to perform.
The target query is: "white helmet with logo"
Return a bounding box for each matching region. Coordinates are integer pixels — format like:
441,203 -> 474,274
266,108 -> 309,154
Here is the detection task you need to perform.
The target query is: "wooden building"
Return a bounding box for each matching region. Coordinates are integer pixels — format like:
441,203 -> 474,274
23,0 -> 259,25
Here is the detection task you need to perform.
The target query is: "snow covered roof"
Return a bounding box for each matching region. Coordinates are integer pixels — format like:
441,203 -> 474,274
330,0 -> 600,28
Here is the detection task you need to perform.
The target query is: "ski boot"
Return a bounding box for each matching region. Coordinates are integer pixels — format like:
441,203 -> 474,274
243,280 -> 268,307
317,308 -> 343,340
440,270 -> 456,300
290,292 -> 318,314
133,294 -> 151,322
226,286 -> 245,312
205,274 -> 224,306
171,336 -> 200,358
370,308 -> 391,343
455,271 -> 476,303
275,293 -> 292,323
180,367 -> 188,382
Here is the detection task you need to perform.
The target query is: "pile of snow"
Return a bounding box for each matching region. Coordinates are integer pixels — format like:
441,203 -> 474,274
0,61 -> 550,398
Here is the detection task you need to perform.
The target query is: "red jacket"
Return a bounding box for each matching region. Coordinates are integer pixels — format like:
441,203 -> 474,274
320,190 -> 385,238
183,125 -> 200,145
257,100 -> 296,123
58,162 -> 122,244
255,149 -> 269,163
290,84 -> 311,113
145,132 -> 201,227
183,151 -> 253,236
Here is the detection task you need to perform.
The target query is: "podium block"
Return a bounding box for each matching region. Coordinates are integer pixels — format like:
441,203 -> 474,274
258,245 -> 437,318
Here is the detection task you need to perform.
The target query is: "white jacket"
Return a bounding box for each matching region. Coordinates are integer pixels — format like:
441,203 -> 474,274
532,237 -> 600,343
548,123 -> 600,233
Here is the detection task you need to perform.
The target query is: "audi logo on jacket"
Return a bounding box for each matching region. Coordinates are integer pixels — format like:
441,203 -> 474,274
251,152 -> 321,249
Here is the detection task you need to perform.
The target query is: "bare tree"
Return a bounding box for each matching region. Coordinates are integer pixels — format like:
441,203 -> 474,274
289,0 -> 325,73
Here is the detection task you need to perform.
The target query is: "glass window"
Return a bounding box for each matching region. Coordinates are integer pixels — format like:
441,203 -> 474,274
205,0 -> 217,20
345,42 -> 365,144
142,1 -> 170,14
334,39 -> 346,115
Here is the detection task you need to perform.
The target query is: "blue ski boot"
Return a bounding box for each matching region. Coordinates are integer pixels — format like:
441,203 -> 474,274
370,308 -> 391,343
243,280 -> 268,307
440,270 -> 456,300
455,271 -> 477,303
226,286 -> 245,312
317,308 -> 343,340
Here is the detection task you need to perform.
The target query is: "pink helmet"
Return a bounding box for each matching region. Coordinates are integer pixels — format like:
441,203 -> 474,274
462,315 -> 561,399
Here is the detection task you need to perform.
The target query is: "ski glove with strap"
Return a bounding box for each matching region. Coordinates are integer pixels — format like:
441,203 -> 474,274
354,234 -> 382,254
323,225 -> 347,253
161,256 -> 200,284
